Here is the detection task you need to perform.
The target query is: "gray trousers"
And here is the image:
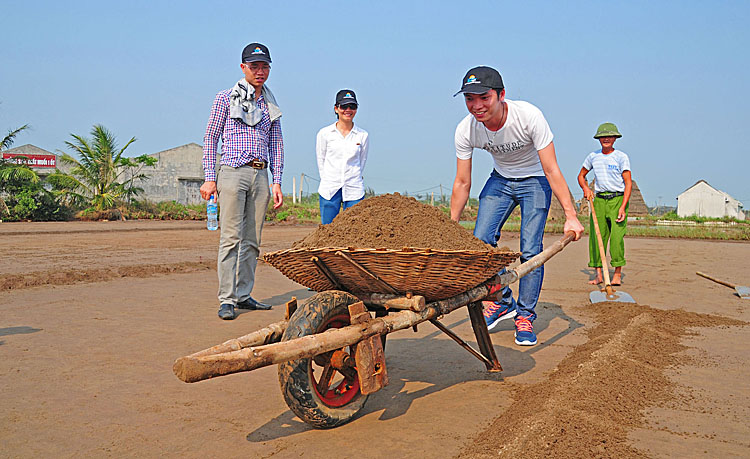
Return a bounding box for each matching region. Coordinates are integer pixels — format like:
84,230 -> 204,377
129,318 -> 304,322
216,164 -> 271,305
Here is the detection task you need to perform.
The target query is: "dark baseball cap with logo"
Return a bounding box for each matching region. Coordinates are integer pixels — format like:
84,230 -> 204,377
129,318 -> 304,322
242,43 -> 272,64
453,66 -> 504,96
335,89 -> 358,106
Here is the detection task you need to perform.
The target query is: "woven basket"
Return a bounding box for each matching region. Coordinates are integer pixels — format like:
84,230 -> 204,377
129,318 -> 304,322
262,247 -> 520,302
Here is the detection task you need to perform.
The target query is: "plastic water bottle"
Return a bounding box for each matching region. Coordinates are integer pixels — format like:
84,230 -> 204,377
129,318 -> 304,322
207,195 -> 219,231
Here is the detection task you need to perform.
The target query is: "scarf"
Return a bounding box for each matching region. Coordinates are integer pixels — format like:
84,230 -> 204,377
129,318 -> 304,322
228,79 -> 282,126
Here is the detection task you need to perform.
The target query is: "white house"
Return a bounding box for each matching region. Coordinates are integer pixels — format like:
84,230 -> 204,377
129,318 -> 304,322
677,180 -> 744,219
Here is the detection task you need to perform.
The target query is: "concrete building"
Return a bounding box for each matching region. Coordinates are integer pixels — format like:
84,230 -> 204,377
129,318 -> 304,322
4,143 -> 208,205
136,143 -> 205,205
2,144 -> 70,177
677,180 -> 744,219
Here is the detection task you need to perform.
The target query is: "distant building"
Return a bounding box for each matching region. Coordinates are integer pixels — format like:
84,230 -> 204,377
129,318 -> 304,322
2,144 -> 69,177
4,143 -> 209,205
677,180 -> 744,219
136,143 -> 205,205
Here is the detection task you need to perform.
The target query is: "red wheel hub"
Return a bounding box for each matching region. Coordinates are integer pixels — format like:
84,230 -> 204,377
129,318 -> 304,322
310,313 -> 360,407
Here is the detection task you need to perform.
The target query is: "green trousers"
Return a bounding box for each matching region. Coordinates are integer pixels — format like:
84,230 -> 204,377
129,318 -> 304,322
589,195 -> 628,268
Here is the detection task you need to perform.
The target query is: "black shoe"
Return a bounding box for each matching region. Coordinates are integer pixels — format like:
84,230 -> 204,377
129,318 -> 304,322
236,296 -> 272,310
218,303 -> 236,320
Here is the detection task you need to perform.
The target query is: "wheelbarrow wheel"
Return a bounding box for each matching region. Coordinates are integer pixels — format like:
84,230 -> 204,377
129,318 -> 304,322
278,290 -> 368,429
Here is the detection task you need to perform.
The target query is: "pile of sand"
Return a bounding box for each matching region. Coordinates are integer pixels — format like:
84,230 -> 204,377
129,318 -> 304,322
458,303 -> 746,458
292,193 -> 495,251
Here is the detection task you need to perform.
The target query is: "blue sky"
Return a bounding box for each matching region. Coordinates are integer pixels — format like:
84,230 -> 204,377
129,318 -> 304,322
2,0 -> 748,206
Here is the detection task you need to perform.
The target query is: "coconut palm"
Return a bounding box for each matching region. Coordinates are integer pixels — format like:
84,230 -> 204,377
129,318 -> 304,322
1,124 -> 30,151
48,124 -> 136,211
0,124 -> 37,217
0,123 -> 37,182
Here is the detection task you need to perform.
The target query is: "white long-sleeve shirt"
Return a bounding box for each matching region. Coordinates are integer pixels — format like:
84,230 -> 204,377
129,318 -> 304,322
316,122 -> 369,201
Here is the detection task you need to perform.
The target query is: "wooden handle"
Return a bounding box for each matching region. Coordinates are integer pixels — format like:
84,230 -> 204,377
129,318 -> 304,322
174,282 -> 496,383
589,196 -> 613,288
500,232 -> 577,284
696,271 -> 736,289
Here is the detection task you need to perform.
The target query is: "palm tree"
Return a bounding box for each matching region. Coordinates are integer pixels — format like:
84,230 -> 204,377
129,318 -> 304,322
48,124 -> 136,211
0,124 -> 36,217
0,157 -> 40,185
0,123 -> 37,182
1,124 -> 30,151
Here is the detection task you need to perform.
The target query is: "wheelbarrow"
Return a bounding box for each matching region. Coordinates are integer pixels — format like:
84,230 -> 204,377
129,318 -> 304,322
173,232 -> 576,429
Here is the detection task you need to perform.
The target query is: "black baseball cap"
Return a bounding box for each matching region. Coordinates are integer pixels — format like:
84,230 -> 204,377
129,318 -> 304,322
335,89 -> 358,106
242,43 -> 272,63
453,66 -> 504,96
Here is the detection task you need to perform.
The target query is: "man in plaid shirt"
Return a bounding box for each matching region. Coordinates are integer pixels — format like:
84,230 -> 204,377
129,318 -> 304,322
200,42 -> 284,320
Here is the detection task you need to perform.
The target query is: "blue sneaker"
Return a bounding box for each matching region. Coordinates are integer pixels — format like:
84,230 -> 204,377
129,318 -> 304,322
482,300 -> 517,332
514,316 -> 537,346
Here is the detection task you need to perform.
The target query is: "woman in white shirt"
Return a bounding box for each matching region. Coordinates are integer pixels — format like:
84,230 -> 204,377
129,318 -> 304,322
315,89 -> 369,224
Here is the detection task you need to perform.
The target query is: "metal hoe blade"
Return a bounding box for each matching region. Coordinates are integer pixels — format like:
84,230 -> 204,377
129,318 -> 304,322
736,286 -> 750,300
589,289 -> 636,304
696,272 -> 750,300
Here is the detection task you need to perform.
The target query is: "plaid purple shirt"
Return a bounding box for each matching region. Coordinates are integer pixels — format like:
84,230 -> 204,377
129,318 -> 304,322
202,89 -> 284,184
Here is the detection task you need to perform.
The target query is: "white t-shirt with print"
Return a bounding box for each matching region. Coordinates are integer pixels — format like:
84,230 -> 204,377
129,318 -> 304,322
455,99 -> 554,178
581,149 -> 630,193
316,123 -> 369,201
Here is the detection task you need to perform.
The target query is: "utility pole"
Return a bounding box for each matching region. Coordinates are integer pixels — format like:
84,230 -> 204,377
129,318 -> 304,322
292,176 -> 297,204
299,173 -> 304,203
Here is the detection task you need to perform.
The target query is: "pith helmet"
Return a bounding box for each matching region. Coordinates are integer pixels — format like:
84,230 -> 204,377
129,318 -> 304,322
594,122 -> 622,139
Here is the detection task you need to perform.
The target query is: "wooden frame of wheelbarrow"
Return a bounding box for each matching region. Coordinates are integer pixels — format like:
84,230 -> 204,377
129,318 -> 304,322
173,232 -> 576,392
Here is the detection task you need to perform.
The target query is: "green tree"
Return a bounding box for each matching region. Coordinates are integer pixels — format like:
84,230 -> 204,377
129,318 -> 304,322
1,124 -> 30,151
0,156 -> 40,185
0,158 -> 69,221
48,124 -> 136,211
1,123 -> 37,217
120,154 -> 158,204
0,123 -> 37,184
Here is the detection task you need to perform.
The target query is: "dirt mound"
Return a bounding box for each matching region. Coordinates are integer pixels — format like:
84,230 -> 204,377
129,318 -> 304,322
293,193 -> 494,251
458,302 -> 746,459
1,261 -> 214,291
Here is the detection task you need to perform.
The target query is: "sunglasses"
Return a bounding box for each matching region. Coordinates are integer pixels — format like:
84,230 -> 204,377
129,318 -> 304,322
338,104 -> 358,110
244,63 -> 270,72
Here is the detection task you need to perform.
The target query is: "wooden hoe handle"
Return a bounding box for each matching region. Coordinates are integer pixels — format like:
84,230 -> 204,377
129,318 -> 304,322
696,271 -> 736,289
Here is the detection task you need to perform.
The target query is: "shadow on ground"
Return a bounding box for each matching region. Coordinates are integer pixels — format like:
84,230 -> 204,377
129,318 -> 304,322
234,288 -> 315,317
246,300 -> 582,441
0,325 -> 43,346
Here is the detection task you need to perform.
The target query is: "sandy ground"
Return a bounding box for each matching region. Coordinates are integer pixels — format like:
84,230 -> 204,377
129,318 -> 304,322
1,220 -> 748,458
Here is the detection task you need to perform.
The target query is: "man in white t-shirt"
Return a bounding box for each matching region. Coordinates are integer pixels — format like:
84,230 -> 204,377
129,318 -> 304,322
577,122 -> 632,286
450,66 -> 584,346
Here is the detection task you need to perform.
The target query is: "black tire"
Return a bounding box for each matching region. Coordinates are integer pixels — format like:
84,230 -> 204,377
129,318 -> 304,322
278,290 -> 368,428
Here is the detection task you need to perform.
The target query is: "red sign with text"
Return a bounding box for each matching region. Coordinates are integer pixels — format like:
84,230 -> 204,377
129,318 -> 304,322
2,153 -> 56,168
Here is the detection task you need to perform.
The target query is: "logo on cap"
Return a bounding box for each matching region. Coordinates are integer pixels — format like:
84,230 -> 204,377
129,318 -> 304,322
466,75 -> 478,84
345,92 -> 353,98
252,47 -> 264,54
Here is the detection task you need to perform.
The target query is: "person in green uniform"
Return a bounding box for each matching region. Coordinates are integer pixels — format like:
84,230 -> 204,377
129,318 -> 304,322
577,122 -> 632,286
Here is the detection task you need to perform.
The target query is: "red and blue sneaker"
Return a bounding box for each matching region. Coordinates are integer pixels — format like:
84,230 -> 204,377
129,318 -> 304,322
514,316 -> 537,346
482,300 -> 517,332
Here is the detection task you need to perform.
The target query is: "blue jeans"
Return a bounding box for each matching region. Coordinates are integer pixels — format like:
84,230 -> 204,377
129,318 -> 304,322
474,170 -> 551,322
319,188 -> 363,224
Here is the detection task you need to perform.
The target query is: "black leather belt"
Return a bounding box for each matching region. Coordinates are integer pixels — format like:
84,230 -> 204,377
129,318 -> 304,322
596,191 -> 624,200
247,159 -> 267,170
